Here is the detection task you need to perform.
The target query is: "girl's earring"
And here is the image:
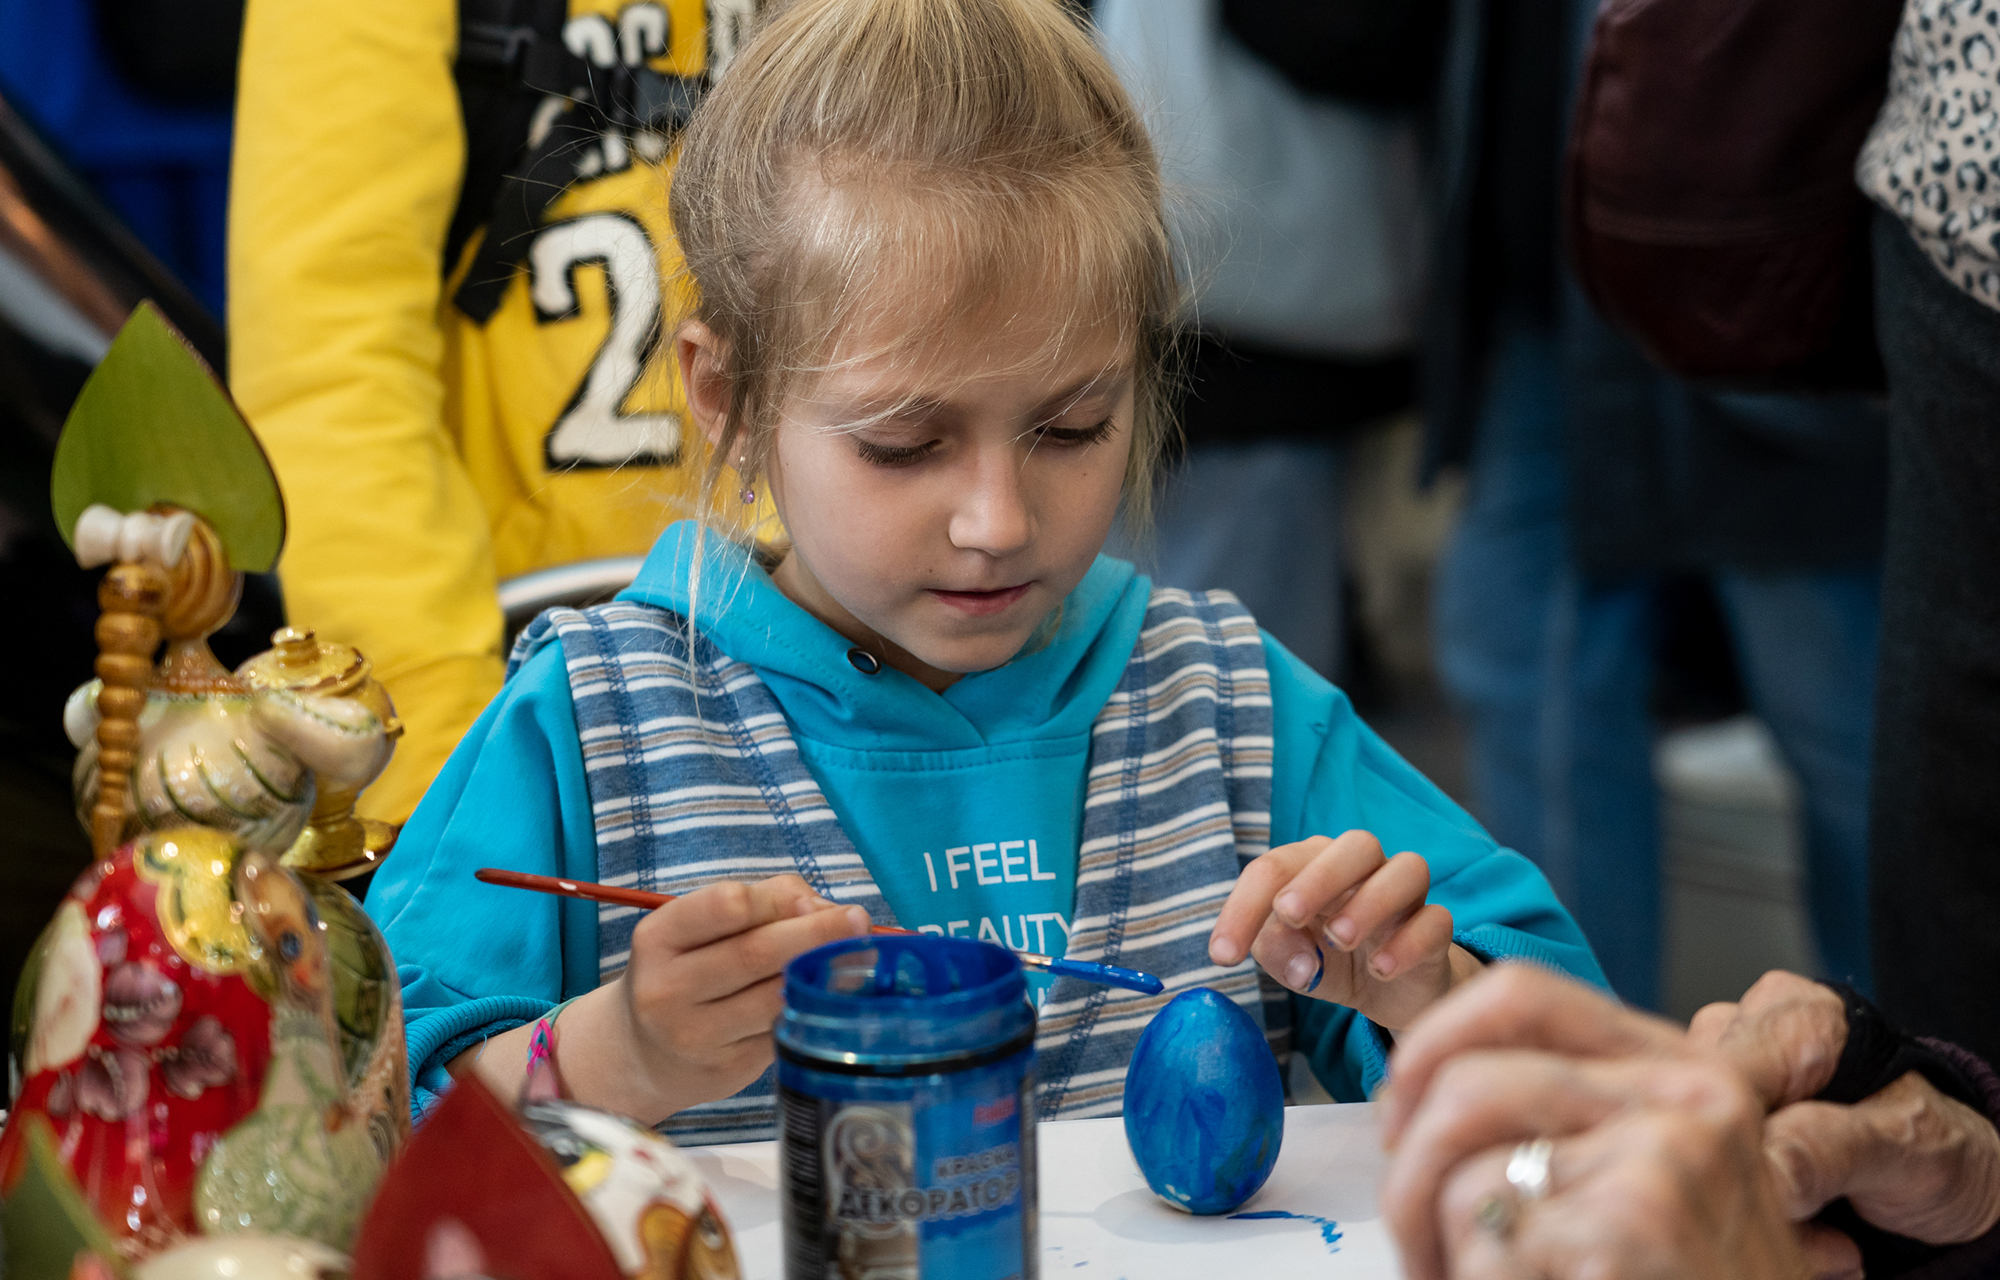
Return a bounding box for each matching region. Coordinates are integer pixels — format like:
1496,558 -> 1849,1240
739,457 -> 756,505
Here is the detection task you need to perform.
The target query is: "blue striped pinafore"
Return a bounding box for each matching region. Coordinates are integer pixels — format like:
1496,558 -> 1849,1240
508,586 -> 1282,1144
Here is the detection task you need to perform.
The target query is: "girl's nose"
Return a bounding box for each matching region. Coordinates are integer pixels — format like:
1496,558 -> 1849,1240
947,449 -> 1034,557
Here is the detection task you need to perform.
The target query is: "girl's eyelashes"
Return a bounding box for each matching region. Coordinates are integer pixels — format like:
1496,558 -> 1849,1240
1036,417 -> 1117,448
853,436 -> 940,468
850,417 -> 1115,467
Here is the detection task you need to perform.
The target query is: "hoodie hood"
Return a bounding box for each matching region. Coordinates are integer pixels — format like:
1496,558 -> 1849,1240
616,522 -> 1152,992
616,521 -> 1150,753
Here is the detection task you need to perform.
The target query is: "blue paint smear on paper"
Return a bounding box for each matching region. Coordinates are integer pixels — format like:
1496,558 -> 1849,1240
1228,1210 -> 1344,1251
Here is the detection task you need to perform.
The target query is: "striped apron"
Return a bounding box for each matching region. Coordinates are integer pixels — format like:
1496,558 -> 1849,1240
509,586 -> 1280,1144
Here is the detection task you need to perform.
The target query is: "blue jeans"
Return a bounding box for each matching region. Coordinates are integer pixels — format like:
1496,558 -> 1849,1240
1435,328 -> 1880,1009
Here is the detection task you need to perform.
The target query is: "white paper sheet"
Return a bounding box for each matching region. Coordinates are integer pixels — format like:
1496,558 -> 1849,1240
686,1103 -> 1403,1278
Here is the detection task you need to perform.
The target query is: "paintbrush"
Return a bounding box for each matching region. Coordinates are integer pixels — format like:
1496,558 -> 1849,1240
474,867 -> 1165,995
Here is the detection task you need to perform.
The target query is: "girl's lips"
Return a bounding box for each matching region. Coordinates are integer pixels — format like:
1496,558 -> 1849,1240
927,582 -> 1032,616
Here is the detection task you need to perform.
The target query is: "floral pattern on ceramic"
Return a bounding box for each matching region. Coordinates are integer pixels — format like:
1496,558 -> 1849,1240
0,828 -> 398,1258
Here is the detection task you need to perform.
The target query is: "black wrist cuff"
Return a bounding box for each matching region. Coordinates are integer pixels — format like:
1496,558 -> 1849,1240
1815,982 -> 1984,1113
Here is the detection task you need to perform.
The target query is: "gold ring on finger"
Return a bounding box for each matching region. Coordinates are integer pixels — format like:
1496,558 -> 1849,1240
1473,1190 -> 1518,1238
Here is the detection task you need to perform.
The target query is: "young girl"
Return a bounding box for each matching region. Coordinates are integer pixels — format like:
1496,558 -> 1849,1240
368,0 -> 1604,1145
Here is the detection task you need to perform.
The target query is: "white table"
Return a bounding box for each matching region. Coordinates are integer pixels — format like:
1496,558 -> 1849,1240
686,1104 -> 1403,1278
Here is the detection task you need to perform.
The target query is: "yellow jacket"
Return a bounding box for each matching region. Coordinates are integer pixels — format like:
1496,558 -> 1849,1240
229,0 -> 734,820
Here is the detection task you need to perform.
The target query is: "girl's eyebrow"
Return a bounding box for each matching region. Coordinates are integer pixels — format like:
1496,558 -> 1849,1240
827,366 -> 1132,425
1034,368 -> 1133,417
821,390 -> 950,424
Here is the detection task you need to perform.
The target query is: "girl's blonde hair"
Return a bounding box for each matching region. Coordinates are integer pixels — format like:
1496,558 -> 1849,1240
670,0 -> 1179,538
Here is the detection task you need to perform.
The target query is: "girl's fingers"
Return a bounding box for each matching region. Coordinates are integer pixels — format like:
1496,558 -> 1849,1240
686,973 -> 789,1049
647,902 -> 872,1007
1325,849 -> 1429,953
634,875 -> 833,957
1270,830 -> 1387,930
1209,836 -> 1332,964
1249,914 -> 1323,993
1365,902 -> 1453,983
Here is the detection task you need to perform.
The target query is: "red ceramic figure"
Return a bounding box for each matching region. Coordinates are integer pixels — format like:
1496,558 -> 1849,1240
2,829 -> 388,1256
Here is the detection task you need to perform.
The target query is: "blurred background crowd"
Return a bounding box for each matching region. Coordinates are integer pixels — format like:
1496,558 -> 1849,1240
1,0 -> 1992,1072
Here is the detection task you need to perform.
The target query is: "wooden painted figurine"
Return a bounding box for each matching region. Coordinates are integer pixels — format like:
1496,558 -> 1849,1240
63,509 -> 395,860
1,304 -> 409,1269
351,1074 -> 743,1280
2,830 -> 388,1251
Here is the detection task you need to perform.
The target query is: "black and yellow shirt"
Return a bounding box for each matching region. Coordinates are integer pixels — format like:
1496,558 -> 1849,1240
229,0 -> 750,819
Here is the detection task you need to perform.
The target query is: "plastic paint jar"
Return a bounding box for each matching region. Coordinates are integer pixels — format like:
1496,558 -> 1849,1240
777,935 -> 1039,1280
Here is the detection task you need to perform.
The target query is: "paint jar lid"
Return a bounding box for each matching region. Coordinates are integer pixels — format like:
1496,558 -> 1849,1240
778,936 -> 1033,1074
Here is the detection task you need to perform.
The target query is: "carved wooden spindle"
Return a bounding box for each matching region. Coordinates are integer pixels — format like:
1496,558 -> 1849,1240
154,512 -> 245,695
91,561 -> 169,860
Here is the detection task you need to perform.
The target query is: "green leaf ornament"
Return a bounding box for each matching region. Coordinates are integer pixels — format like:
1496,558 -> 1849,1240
50,301 -> 285,572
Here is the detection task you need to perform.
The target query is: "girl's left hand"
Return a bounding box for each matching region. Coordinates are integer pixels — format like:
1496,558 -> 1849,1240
1209,830 -> 1482,1031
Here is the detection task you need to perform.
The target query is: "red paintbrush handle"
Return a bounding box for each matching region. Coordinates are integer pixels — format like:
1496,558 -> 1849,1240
476,867 -> 671,910
474,867 -> 917,935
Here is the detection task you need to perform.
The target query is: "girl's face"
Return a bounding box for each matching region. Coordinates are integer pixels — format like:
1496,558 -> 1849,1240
681,299 -> 1135,692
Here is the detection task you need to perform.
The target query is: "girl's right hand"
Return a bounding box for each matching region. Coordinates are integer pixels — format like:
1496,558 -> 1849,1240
456,875 -> 875,1122
613,875 -> 874,1118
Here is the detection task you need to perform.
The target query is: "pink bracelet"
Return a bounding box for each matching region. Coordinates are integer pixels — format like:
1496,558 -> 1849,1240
522,997 -> 577,1102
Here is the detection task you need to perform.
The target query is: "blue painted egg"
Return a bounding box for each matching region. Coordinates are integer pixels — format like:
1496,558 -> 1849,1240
1122,987 -> 1284,1214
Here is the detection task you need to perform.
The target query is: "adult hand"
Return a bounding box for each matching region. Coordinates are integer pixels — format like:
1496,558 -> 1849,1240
1378,966 -> 1705,1279
1765,1071 -> 2000,1247
1380,965 -> 2000,1278
1208,830 -> 1482,1032
1377,962 -> 1686,1150
1393,1049 -> 1813,1280
1686,970 -> 1847,1109
1691,970 -> 2000,1246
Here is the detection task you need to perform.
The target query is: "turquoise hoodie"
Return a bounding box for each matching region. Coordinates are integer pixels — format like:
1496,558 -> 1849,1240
369,523 -> 1604,1121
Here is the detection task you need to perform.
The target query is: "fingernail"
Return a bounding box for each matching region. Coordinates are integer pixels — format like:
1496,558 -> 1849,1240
1371,951 -> 1398,978
1285,952 -> 1317,990
1328,917 -> 1357,948
795,897 -> 832,917
1276,892 -> 1304,923
845,907 -> 871,934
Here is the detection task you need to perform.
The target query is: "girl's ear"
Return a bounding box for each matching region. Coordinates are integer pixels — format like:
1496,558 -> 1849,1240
675,320 -> 731,449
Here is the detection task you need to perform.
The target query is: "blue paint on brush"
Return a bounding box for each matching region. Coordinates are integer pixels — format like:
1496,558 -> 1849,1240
1228,1210 -> 1344,1251
1045,957 -> 1164,994
1304,944 -> 1325,994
